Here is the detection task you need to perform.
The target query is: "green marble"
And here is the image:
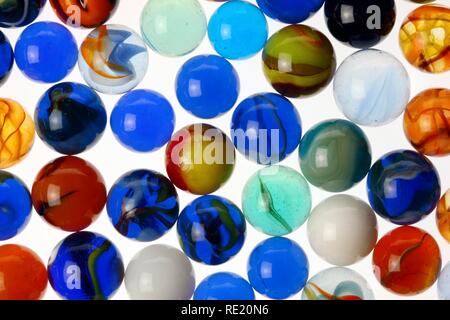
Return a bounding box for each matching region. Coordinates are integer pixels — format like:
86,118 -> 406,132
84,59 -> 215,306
140,0 -> 207,57
299,119 -> 371,192
242,166 -> 311,236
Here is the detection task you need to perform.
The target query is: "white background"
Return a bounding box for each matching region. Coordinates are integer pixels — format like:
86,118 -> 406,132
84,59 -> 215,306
1,0 -> 449,300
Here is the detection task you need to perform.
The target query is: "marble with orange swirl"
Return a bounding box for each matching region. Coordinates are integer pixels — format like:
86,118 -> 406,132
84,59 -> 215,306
437,189 -> 450,243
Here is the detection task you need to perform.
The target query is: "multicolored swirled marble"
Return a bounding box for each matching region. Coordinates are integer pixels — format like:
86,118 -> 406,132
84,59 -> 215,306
400,4 -> 450,73
48,231 -> 124,300
177,195 -> 246,265
0,98 -> 35,169
367,150 -> 441,225
107,170 -> 179,242
372,226 -> 441,296
0,0 -> 46,28
302,267 -> 374,300
79,24 -> 149,94
0,31 -> 14,86
49,0 -> 118,28
437,189 -> 450,243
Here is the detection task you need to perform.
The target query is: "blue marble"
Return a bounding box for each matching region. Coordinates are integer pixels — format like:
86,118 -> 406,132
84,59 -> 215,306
256,0 -> 325,24
176,55 -> 240,119
367,150 -> 441,225
177,195 -> 246,265
48,231 -> 124,300
0,31 -> 14,86
334,49 -> 410,126
107,170 -> 179,242
247,237 -> 309,299
0,0 -> 46,28
15,21 -> 78,83
194,272 -> 255,300
208,1 -> 268,60
0,171 -> 32,241
111,90 -> 175,152
231,92 -> 302,165
35,82 -> 107,155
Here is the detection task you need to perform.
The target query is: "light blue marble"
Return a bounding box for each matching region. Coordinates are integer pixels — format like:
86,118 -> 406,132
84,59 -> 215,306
438,262 -> 450,300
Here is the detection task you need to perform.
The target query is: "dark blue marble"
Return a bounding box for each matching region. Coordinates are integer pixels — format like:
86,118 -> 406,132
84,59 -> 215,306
0,0 -> 46,28
177,195 -> 246,265
194,272 -> 255,300
0,171 -> 32,241
48,231 -> 124,300
256,0 -> 325,24
0,31 -> 14,86
367,150 -> 441,225
15,21 -> 78,83
107,170 -> 179,242
35,82 -> 107,155
231,92 -> 302,165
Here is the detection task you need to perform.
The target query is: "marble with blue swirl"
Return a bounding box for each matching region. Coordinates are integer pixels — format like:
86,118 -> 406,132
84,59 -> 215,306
0,0 -> 46,28
177,195 -> 246,265
107,169 -> 179,242
79,24 -> 149,95
0,31 -> 14,86
367,149 -> 441,225
48,231 -> 124,300
231,92 -> 302,165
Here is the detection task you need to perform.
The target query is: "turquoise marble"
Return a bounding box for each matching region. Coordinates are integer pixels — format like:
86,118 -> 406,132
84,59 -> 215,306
140,0 -> 207,57
242,166 -> 311,236
334,49 -> 410,126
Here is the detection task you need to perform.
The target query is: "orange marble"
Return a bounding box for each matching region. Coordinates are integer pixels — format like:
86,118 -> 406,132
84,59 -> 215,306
400,5 -> 450,73
0,244 -> 48,300
0,99 -> 35,169
372,226 -> 441,296
403,88 -> 450,156
437,189 -> 450,243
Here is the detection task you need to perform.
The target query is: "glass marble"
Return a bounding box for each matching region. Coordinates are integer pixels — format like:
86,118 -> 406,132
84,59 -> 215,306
48,231 -> 124,300
367,150 -> 441,225
256,0 -> 325,24
0,171 -> 31,241
165,124 -> 235,195
32,156 -> 107,232
403,88 -> 450,157
107,169 -> 179,242
0,0 -> 46,28
15,22 -> 78,83
0,31 -> 14,86
372,226 -> 441,296
400,5 -> 450,74
177,195 -> 246,265
35,82 -> 107,155
194,272 -> 255,301
140,0 -> 207,57
438,262 -> 450,300
125,245 -> 195,300
242,166 -> 311,236
436,189 -> 450,243
247,237 -> 309,300
302,267 -> 374,300
111,89 -> 175,152
176,54 -> 240,119
49,0 -> 118,28
79,24 -> 149,95
324,0 -> 396,48
299,119 -> 372,192
334,49 -> 411,126
0,98 -> 35,169
307,195 -> 378,266
231,93 -> 302,165
208,1 -> 268,60
262,24 -> 336,98
0,244 -> 48,300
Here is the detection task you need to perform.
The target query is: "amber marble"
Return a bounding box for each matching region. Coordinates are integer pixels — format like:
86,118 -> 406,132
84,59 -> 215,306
400,5 -> 450,73
437,189 -> 450,243
403,88 -> 450,156
0,99 -> 35,169
372,226 -> 441,296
